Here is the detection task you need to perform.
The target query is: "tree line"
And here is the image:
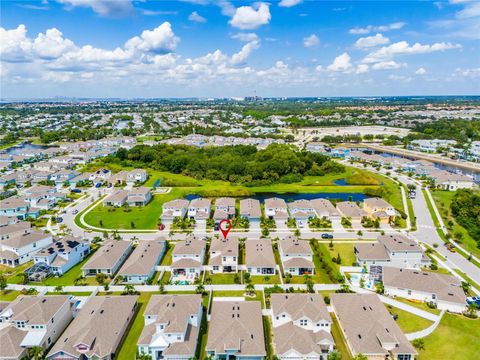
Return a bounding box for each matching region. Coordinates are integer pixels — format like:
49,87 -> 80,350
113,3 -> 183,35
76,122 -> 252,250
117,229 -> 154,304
113,143 -> 345,185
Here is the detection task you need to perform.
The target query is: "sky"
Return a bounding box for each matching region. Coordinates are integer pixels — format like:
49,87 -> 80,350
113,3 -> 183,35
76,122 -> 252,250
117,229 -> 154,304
1,0 -> 479,98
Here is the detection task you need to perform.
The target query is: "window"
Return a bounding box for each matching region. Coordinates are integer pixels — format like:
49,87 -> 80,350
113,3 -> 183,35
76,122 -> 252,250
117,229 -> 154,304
398,355 -> 411,360
300,319 -> 307,326
408,290 -> 412,295
213,266 -> 219,270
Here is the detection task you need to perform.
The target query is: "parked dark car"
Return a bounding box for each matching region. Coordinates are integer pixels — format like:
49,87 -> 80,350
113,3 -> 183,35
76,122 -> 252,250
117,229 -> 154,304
321,233 -> 334,239
56,217 -> 63,223
214,223 -> 219,231
467,297 -> 480,307
71,189 -> 82,193
158,224 -> 165,231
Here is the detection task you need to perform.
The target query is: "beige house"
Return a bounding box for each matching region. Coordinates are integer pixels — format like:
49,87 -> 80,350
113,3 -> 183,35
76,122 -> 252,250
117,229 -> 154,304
137,295 -> 203,360
331,293 -> 417,360
209,236 -> 239,273
363,198 -> 396,222
278,236 -> 314,276
206,301 -> 266,360
336,201 -> 368,220
246,239 -> 276,276
270,294 -> 334,360
0,295 -> 74,359
81,240 -> 132,277
117,238 -> 166,284
47,296 -> 138,360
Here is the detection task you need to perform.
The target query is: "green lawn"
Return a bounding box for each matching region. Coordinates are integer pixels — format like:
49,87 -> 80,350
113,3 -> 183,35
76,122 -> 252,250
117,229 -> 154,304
263,316 -> 274,360
0,290 -> 21,301
79,165 -> 403,230
392,297 -> 441,315
2,262 -> 34,284
385,304 -> 433,333
321,243 -> 357,268
159,271 -> 171,285
160,242 -> 174,265
116,292 -> 152,360
205,273 -> 240,285
432,190 -> 480,261
417,313 -> 480,360
249,274 -> 281,284
331,314 -> 352,360
36,252 -> 97,286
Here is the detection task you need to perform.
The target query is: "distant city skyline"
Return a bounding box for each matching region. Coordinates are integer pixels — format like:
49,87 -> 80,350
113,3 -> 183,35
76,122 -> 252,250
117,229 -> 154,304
1,0 -> 479,98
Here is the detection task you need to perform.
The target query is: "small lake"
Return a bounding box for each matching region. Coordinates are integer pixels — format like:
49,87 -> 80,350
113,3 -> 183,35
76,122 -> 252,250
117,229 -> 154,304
185,191 -> 369,202
5,142 -> 50,155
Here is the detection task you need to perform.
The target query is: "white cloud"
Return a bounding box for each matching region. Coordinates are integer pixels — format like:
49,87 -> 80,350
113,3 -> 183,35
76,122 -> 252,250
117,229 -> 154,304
279,0 -> 302,8
189,11 -> 207,23
231,33 -> 259,42
355,64 -> 369,74
451,0 -> 480,19
230,3 -> 271,30
327,52 -> 352,72
125,23 -> 179,54
388,74 -> 413,82
372,61 -> 404,70
33,28 -> 75,59
349,22 -> 406,35
231,40 -> 260,65
303,34 -> 319,48
354,33 -> 390,48
454,67 -> 480,78
56,0 -> 134,17
0,24 -> 33,62
363,41 -> 462,63
415,67 -> 426,75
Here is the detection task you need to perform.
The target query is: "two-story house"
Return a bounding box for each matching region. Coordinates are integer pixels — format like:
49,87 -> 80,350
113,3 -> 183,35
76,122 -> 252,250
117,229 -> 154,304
0,295 -> 75,359
270,294 -> 334,360
264,198 -> 289,225
278,236 -> 314,276
127,169 -> 148,185
137,295 -> 203,360
287,200 -> 316,228
209,236 -> 239,273
0,222 -> 53,267
171,235 -> 206,283
363,198 -> 396,223
354,234 -> 430,272
213,197 -> 236,223
33,236 -> 90,276
161,199 -> 190,223
187,198 -> 211,222
47,296 -> 138,360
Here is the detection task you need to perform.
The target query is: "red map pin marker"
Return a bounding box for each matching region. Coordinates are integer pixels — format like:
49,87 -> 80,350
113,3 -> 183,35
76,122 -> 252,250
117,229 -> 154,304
219,219 -> 232,239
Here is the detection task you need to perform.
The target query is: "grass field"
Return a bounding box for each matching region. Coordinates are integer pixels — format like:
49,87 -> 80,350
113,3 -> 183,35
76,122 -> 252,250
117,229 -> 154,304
205,273 -> 240,284
331,313 -> 352,360
2,261 -> 33,284
431,190 -> 480,261
80,165 -> 403,230
385,304 -> 433,333
417,313 -> 480,360
0,290 -> 21,301
392,297 -> 441,315
116,292 -> 152,360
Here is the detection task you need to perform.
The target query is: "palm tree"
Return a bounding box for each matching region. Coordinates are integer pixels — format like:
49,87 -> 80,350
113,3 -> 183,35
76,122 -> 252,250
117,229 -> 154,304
195,284 -> 205,295
123,284 -> 137,295
245,283 -> 255,296
465,302 -> 479,318
27,346 -> 45,360
136,352 -> 152,360
327,350 -> 342,360
54,285 -> 64,294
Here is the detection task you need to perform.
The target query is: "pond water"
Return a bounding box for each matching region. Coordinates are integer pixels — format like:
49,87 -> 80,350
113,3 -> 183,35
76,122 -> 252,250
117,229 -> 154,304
185,191 -> 369,202
333,179 -> 347,186
5,142 -> 50,155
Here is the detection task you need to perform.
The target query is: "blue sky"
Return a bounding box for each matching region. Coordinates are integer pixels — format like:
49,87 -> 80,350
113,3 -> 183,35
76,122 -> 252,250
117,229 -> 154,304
1,0 -> 479,98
